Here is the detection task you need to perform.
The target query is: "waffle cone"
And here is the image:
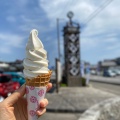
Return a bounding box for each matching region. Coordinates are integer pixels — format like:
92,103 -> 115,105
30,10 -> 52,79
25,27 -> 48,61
25,71 -> 52,87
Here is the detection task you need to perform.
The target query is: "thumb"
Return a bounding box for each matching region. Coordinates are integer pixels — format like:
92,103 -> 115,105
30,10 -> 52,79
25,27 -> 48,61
4,84 -> 26,106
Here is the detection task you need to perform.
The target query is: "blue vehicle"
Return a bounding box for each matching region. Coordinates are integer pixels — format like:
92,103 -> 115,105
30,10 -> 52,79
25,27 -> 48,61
4,72 -> 25,86
103,70 -> 116,77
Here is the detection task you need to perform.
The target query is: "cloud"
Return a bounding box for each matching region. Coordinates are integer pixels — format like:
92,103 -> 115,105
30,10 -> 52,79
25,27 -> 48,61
106,44 -> 120,50
39,0 -> 120,63
39,0 -> 96,21
0,32 -> 25,54
39,0 -> 120,36
0,0 -> 120,64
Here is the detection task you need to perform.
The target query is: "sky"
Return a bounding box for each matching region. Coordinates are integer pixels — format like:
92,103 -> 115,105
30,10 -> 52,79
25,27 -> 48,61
0,0 -> 120,67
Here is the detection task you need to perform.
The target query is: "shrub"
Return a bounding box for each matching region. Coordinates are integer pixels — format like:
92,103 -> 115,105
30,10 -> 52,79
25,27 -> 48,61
81,77 -> 86,86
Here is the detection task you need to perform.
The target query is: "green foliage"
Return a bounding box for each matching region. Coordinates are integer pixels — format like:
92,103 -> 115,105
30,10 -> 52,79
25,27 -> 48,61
81,77 -> 86,86
60,83 -> 67,87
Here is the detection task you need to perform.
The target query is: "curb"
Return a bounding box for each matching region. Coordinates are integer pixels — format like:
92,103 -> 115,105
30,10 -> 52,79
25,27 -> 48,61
78,97 -> 120,120
90,78 -> 120,85
47,108 -> 86,113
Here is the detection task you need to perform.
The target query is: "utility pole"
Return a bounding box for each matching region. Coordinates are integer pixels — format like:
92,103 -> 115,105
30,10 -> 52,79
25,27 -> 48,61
56,18 -> 64,93
57,18 -> 60,60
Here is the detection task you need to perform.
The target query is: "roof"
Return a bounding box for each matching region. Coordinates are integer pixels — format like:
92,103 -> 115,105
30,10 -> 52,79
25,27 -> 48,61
0,63 -> 9,68
101,61 -> 116,67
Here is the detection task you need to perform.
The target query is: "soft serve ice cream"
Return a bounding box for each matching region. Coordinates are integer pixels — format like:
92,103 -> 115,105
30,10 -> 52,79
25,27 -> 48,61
23,29 -> 49,79
23,29 -> 52,120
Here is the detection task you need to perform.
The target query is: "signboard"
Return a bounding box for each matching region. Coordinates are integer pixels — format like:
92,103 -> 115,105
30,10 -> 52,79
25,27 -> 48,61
56,59 -> 62,83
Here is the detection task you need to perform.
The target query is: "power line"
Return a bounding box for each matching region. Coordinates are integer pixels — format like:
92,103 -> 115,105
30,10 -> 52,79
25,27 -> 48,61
60,0 -> 74,17
83,0 -> 114,25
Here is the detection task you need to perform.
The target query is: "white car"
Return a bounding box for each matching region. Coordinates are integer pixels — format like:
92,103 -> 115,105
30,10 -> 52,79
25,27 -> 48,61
113,69 -> 120,75
103,70 -> 116,77
0,96 -> 4,102
108,70 -> 116,77
90,70 -> 97,75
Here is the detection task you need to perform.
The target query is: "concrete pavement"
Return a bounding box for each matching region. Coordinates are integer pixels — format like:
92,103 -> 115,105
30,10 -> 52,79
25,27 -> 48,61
46,87 -> 117,112
40,112 -> 81,120
40,86 -> 118,120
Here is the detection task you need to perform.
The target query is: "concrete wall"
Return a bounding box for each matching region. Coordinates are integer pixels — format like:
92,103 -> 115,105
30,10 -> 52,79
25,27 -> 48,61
79,97 -> 120,120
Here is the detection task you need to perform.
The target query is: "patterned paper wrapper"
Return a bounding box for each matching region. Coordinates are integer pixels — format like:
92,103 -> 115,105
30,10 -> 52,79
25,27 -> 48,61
26,85 -> 47,120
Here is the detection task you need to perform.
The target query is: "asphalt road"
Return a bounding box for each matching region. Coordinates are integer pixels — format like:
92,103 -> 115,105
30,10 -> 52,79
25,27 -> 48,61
90,75 -> 120,85
90,81 -> 120,96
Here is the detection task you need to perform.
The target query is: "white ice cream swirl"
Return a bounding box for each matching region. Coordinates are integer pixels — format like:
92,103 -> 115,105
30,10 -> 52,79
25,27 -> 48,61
23,29 -> 49,79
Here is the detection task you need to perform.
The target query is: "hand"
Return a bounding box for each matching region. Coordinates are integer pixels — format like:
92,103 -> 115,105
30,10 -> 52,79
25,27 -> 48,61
0,83 -> 52,120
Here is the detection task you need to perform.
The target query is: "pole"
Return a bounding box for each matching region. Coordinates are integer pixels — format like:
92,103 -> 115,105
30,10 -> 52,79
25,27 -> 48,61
57,18 -> 60,60
56,18 -> 64,92
56,58 -> 59,93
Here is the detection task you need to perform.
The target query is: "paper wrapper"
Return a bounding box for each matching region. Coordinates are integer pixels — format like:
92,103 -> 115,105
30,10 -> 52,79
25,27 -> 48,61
26,86 -> 46,120
25,71 -> 52,120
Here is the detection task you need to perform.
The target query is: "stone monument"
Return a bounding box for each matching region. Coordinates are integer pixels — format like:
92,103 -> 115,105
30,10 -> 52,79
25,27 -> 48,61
63,11 -> 81,86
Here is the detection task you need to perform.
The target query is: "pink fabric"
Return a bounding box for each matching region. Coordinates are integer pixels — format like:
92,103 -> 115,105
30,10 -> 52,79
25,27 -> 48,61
26,85 -> 46,120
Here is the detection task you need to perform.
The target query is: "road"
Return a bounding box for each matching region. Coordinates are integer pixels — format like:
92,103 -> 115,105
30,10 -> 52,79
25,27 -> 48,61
90,75 -> 120,85
90,81 -> 120,96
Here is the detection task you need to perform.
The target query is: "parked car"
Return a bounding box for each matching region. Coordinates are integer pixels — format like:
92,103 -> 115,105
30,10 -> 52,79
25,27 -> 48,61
0,96 -> 4,102
4,72 -> 25,86
0,74 -> 20,98
103,70 -> 116,77
111,69 -> 120,75
90,70 -> 97,75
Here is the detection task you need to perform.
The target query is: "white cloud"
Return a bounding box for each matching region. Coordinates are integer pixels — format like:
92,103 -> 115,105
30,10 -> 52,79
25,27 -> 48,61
0,33 -> 25,54
39,0 -> 120,35
18,15 -> 52,34
39,0 -> 120,63
39,0 -> 96,21
106,44 -> 120,50
1,0 -> 119,64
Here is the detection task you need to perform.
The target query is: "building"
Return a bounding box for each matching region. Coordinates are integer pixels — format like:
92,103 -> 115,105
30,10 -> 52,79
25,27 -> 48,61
0,60 -> 23,72
98,57 -> 120,71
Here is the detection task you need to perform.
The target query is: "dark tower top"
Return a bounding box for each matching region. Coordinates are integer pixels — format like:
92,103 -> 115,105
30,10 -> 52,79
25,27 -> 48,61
67,11 -> 74,26
64,11 -> 80,35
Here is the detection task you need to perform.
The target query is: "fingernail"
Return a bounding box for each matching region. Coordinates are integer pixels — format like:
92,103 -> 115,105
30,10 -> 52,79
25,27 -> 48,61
37,110 -> 42,114
15,84 -> 25,91
21,83 -> 26,87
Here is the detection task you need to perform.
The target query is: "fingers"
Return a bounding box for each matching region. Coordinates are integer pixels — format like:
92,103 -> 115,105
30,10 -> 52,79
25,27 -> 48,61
46,83 -> 52,92
36,83 -> 51,117
40,99 -> 48,108
37,108 -> 46,116
3,84 -> 26,106
36,98 -> 48,116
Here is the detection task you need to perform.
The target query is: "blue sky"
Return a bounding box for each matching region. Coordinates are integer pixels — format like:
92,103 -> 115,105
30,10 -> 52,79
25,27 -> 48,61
0,0 -> 120,67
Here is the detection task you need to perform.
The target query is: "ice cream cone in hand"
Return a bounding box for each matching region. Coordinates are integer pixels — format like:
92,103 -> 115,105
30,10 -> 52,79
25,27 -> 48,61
23,29 -> 52,120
